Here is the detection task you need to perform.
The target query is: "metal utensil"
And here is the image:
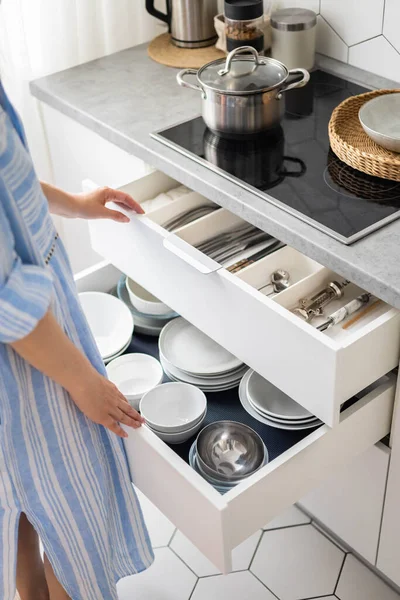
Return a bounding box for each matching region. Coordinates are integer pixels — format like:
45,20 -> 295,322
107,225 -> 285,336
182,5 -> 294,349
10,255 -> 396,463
317,293 -> 371,332
259,269 -> 291,295
210,231 -> 272,263
227,241 -> 285,272
196,421 -> 266,482
163,204 -> 218,232
196,223 -> 255,254
292,279 -> 350,323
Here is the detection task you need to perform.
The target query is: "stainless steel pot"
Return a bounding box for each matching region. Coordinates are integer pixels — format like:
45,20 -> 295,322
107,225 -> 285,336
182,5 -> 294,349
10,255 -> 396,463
177,46 -> 310,137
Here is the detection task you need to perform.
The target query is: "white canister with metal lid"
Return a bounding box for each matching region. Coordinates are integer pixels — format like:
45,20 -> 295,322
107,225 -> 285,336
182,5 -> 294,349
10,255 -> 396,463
271,8 -> 317,70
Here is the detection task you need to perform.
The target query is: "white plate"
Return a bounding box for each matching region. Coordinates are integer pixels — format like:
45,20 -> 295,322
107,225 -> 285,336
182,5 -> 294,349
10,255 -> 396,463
163,366 -> 241,392
159,318 -> 243,376
79,292 -> 134,359
247,396 -> 320,426
160,356 -> 246,386
106,353 -> 163,400
239,371 -> 321,431
246,369 -> 313,420
103,338 -> 132,364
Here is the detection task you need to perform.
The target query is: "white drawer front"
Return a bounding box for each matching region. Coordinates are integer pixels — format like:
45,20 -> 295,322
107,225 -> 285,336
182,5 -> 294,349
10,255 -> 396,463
88,171 -> 400,426
73,262 -> 395,574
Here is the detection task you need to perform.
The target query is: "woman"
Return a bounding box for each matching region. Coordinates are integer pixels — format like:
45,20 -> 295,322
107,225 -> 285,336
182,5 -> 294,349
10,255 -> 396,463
0,79 -> 154,600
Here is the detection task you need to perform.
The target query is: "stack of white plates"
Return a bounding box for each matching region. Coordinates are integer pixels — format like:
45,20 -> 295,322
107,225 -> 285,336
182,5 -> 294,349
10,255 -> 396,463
117,276 -> 178,337
239,369 -> 322,430
159,318 -> 247,392
79,292 -> 134,363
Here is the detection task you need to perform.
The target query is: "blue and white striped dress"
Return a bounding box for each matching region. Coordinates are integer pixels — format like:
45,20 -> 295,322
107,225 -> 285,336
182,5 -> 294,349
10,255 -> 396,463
0,83 -> 153,599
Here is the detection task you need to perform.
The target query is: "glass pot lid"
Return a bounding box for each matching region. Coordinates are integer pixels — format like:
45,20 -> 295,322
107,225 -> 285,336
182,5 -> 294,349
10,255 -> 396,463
198,46 -> 289,95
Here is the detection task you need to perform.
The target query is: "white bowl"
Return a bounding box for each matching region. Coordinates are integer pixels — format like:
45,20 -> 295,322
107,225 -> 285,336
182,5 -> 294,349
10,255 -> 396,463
140,382 -> 207,433
79,292 -> 134,359
106,353 -> 163,409
126,277 -> 172,316
147,412 -> 206,444
359,94 -> 400,153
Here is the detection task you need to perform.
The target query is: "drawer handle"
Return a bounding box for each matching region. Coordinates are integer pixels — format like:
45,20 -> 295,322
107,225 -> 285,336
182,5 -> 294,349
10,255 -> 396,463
163,235 -> 222,275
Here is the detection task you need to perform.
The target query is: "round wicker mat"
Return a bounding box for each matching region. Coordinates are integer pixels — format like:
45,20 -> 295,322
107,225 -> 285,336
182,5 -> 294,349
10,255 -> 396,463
148,32 -> 226,69
329,89 -> 400,182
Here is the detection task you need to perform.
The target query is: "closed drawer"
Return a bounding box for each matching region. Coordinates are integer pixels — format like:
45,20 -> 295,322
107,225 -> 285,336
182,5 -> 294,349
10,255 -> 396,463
75,261 -> 396,575
87,171 -> 400,426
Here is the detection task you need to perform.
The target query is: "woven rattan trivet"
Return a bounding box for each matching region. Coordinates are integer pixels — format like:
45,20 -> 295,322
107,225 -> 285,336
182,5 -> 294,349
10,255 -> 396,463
148,32 -> 225,69
329,89 -> 400,182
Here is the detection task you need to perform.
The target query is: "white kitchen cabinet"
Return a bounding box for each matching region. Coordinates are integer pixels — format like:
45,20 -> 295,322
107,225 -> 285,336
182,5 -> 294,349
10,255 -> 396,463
299,443 -> 390,565
40,103 -> 154,273
75,259 -> 396,574
377,380 -> 400,587
87,170 -> 400,427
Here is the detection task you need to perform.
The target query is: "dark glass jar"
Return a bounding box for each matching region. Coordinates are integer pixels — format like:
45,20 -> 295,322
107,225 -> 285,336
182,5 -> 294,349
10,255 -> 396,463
224,0 -> 264,52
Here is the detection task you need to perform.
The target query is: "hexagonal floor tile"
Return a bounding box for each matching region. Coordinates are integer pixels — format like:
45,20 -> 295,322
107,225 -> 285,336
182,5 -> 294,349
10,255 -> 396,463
321,0 -> 384,46
191,571 -> 276,600
170,530 -> 262,577
384,0 -> 400,53
263,505 -> 310,530
135,488 -> 175,548
336,555 -> 400,600
117,547 -> 197,600
251,524 -> 344,600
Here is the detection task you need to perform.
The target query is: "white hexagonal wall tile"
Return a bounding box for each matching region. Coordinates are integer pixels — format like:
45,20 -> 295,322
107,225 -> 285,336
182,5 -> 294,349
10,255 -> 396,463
263,505 -> 310,530
321,0 -> 384,46
170,530 -> 262,577
117,547 -> 196,600
316,16 -> 348,64
191,571 -> 276,600
251,524 -> 344,600
274,0 -> 320,14
349,36 -> 400,82
384,0 -> 400,54
336,554 -> 400,600
135,488 -> 175,548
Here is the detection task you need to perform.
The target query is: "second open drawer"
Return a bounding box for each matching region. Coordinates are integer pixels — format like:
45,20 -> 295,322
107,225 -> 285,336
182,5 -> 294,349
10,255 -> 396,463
87,170 -> 400,426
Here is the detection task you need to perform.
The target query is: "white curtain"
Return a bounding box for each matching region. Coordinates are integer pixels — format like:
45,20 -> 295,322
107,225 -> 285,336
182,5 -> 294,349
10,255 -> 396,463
0,0 -> 166,179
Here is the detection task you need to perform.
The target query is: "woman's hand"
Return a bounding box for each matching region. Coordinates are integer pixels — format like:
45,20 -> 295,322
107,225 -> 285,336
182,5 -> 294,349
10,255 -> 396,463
41,182 -> 144,222
69,371 -> 145,438
72,187 -> 145,222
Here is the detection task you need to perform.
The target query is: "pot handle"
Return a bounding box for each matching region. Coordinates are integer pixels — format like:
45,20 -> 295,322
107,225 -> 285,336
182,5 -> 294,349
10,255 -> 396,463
279,68 -> 310,96
218,46 -> 260,76
282,157 -> 307,177
177,69 -> 205,97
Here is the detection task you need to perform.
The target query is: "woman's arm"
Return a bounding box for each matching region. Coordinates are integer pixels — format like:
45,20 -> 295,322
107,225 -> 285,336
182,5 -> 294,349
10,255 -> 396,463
11,310 -> 144,438
40,182 -> 144,221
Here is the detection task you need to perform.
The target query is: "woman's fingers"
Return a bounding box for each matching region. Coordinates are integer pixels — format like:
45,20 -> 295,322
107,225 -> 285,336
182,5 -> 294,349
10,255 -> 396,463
119,400 -> 145,423
105,208 -> 130,223
111,407 -> 141,429
106,419 -> 128,439
105,188 -> 145,214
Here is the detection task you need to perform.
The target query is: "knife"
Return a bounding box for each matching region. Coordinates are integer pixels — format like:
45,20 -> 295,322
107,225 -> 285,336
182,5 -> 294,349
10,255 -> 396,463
226,240 -> 285,272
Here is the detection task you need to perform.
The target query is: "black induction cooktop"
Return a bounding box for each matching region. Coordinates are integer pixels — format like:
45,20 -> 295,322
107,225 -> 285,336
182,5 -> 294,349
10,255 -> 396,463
152,70 -> 400,244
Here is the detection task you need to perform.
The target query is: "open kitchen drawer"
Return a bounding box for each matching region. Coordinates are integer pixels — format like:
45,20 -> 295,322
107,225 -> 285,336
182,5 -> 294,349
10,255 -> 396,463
86,171 -> 400,426
75,261 -> 396,574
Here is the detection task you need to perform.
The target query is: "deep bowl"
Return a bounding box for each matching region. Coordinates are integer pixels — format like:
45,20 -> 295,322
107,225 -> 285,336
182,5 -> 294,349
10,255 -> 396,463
106,353 -> 163,410
196,421 -> 265,482
359,94 -> 400,153
126,277 -> 172,316
139,382 -> 207,433
148,411 -> 206,444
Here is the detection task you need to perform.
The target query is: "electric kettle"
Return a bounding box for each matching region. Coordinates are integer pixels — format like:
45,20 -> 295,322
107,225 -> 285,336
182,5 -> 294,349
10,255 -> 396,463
146,0 -> 218,48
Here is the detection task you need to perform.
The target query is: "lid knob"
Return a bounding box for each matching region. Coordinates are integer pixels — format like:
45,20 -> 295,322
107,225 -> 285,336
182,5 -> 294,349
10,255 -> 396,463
218,46 -> 261,77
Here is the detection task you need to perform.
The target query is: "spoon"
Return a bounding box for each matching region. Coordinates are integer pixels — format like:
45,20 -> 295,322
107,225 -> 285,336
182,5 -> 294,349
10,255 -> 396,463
259,269 -> 291,296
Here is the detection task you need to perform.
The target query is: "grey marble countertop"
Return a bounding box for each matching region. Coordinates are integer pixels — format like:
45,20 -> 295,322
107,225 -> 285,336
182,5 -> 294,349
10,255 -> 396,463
30,44 -> 400,308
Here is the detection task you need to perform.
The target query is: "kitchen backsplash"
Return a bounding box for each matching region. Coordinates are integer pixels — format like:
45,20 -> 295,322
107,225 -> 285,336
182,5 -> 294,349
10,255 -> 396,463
271,0 -> 400,82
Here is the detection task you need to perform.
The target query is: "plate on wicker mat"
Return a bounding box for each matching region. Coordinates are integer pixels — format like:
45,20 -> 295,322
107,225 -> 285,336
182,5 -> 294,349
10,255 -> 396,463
329,89 -> 400,182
